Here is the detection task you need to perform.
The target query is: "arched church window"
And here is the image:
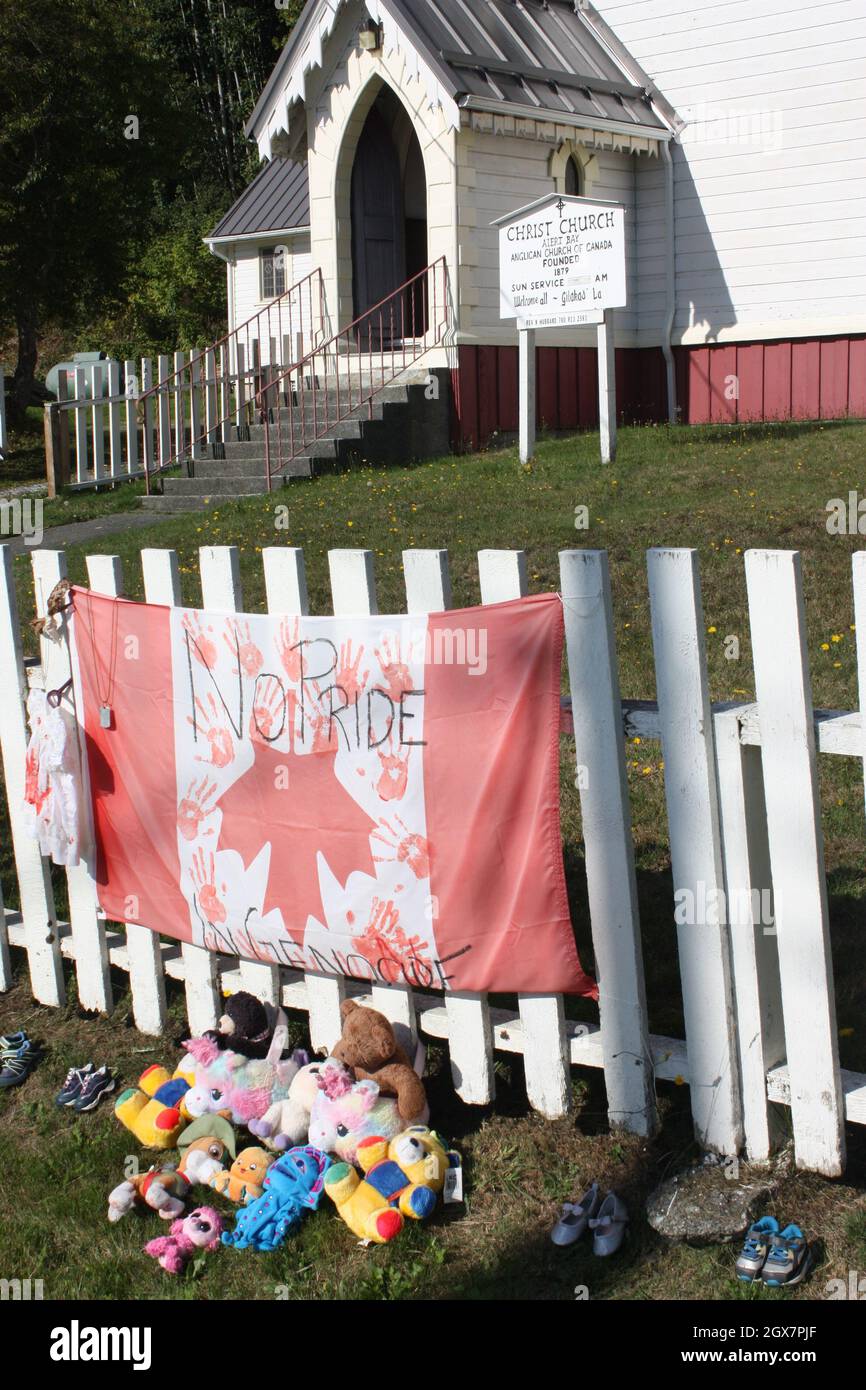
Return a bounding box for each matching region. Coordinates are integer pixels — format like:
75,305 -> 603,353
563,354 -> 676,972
565,155 -> 582,197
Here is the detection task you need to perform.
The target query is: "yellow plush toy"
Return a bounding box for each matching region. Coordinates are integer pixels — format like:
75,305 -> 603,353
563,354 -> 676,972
114,1057 -> 197,1150
209,1147 -> 273,1203
324,1126 -> 453,1244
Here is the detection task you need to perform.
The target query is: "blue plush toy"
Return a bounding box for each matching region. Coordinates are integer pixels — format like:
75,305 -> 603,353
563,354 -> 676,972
221,1146 -> 331,1252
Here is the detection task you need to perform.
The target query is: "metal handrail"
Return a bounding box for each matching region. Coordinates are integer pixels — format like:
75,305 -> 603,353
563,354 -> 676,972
254,258 -> 449,490
140,268 -> 326,493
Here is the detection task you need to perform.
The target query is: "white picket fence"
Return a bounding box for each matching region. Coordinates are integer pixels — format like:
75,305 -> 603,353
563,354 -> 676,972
0,540 -> 863,1178
50,353 -> 250,489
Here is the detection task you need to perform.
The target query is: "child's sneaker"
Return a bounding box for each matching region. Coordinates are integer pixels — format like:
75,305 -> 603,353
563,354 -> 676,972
736,1215 -> 779,1282
762,1225 -> 813,1287
0,1047 -> 39,1089
55,1062 -> 94,1107
73,1065 -> 116,1112
0,1031 -> 29,1053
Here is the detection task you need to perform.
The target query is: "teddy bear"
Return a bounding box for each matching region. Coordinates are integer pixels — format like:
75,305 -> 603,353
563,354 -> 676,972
209,1146 -> 273,1203
202,991 -> 276,1060
324,1126 -> 456,1244
331,1000 -> 428,1124
248,1060 -> 325,1152
144,1207 -> 225,1275
307,1059 -> 406,1165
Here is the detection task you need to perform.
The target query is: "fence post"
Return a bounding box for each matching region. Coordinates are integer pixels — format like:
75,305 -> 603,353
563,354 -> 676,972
141,357 -> 155,481
124,359 -> 139,476
714,708 -> 785,1161
0,874 -> 10,992
199,546 -> 281,1008
403,547 -> 496,1105
43,403 -> 66,498
328,548 -> 418,1047
235,342 -> 247,430
647,547 -> 742,1155
31,550 -> 112,1015
0,546 -> 65,1005
478,548 -> 572,1118
219,345 -> 230,437
560,549 -> 657,1136
73,366 -> 88,484
141,547 -> 221,1036
204,349 -> 218,443
157,355 -> 172,467
107,361 -> 122,479
90,364 -> 105,482
262,545 -> 346,1052
190,352 -> 203,459
173,351 -> 185,463
745,549 -> 844,1176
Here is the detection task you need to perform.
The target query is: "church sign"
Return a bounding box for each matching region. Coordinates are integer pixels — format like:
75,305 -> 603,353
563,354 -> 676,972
496,195 -> 626,330
494,195 -> 627,465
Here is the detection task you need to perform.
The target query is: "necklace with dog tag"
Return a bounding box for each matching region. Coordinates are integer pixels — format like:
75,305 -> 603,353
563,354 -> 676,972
100,705 -> 113,729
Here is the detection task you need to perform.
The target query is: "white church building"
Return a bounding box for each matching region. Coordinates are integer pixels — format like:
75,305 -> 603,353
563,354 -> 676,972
206,0 -> 866,447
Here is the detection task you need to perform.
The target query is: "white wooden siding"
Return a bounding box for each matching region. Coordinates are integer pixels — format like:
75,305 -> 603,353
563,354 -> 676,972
457,130 -> 641,339
594,0 -> 866,343
230,235 -> 313,359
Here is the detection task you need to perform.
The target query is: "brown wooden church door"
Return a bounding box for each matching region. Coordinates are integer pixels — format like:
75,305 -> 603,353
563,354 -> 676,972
351,106 -> 406,328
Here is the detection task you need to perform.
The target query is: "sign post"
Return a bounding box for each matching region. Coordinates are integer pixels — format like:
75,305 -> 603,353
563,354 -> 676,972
597,311 -> 617,465
495,195 -> 627,464
519,327 -> 536,464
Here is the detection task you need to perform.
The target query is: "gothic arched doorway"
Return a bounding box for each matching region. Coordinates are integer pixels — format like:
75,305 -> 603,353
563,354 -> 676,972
350,89 -> 428,336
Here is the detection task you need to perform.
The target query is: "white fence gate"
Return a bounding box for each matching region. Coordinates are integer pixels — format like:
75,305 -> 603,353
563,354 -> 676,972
0,540 -> 862,1178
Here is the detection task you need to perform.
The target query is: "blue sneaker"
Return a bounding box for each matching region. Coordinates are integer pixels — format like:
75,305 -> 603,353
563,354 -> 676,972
762,1225 -> 813,1287
736,1215 -> 780,1282
0,1046 -> 40,1089
73,1065 -> 116,1112
55,1062 -> 94,1107
0,1031 -> 29,1053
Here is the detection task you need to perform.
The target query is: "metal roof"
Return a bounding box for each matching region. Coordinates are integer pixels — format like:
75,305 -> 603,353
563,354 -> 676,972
209,158 -> 310,241
247,0 -> 668,140
392,0 -> 666,129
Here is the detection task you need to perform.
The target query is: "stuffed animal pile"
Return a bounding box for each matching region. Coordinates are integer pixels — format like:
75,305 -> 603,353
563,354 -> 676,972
108,992 -> 460,1275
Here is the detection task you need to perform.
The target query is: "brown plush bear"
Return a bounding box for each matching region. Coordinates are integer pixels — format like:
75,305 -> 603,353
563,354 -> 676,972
331,1000 -> 427,1124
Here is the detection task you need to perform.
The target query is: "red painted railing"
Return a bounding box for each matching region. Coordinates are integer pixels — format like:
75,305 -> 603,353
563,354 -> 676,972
140,268 -> 326,493
255,258 -> 449,489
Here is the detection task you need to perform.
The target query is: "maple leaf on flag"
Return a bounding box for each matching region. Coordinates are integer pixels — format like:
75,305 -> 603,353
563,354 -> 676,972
214,731 -> 377,942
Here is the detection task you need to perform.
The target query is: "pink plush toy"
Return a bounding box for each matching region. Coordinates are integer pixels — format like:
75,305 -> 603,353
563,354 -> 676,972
143,1206 -> 224,1275
307,1059 -> 406,1164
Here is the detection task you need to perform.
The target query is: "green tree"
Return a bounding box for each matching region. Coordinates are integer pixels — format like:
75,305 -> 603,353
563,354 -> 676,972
0,0 -> 181,421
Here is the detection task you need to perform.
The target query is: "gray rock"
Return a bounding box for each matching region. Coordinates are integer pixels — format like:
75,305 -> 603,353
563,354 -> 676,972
646,1161 -> 777,1244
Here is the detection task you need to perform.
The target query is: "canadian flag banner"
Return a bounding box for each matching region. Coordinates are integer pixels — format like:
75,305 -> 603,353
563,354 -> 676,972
69,586 -> 596,997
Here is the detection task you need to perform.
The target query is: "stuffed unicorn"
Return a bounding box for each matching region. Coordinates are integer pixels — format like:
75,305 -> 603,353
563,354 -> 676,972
307,1059 -> 407,1164
182,1034 -> 309,1128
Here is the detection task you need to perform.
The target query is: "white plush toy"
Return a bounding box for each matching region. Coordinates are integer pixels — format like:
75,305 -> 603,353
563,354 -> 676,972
247,1060 -> 325,1151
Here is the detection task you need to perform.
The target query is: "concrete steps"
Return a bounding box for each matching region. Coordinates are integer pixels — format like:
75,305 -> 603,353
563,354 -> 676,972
139,367 -> 449,514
